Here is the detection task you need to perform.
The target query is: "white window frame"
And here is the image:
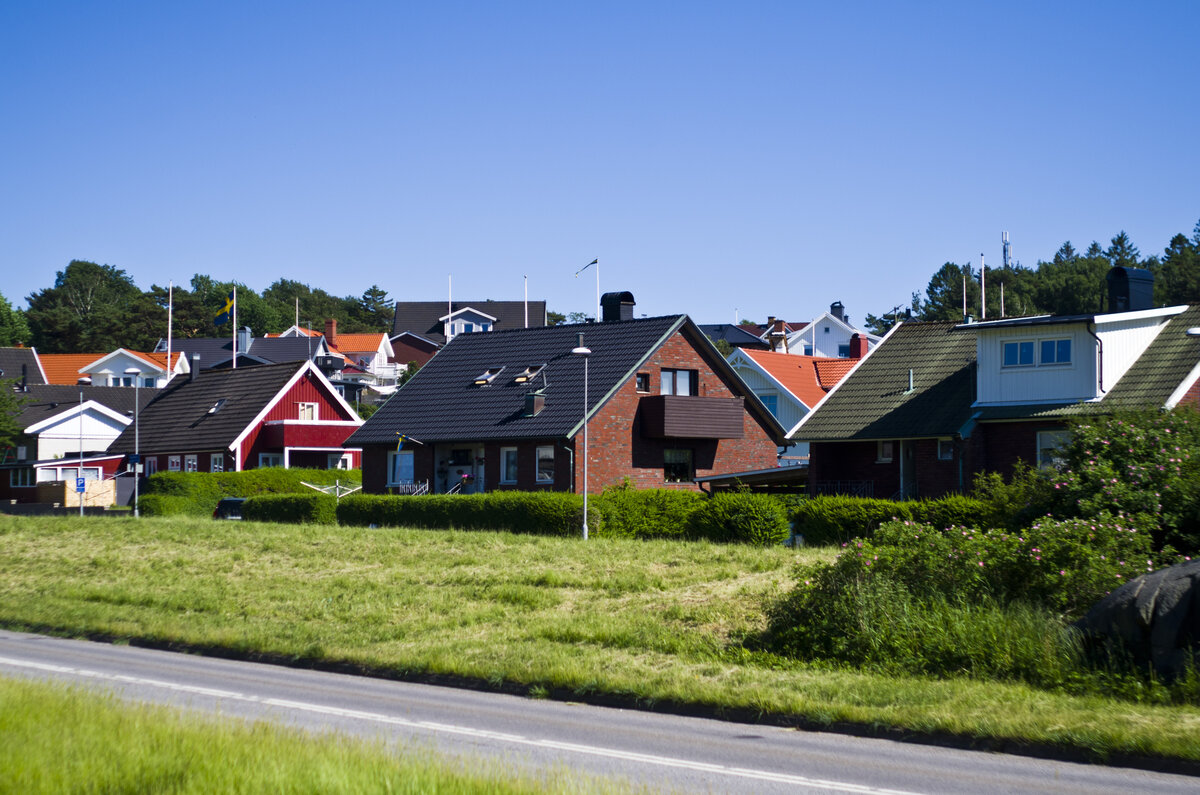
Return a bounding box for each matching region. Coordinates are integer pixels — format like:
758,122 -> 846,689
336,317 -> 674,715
10,468 -> 35,487
210,455 -> 224,473
1002,340 -> 1035,368
184,454 -> 198,473
298,402 -> 317,421
1037,430 -> 1071,470
1039,338 -> 1072,367
535,445 -> 555,483
757,392 -> 779,418
328,453 -> 351,470
168,455 -> 181,472
660,368 -> 696,396
500,447 -> 518,483
876,440 -> 894,463
259,453 -> 283,468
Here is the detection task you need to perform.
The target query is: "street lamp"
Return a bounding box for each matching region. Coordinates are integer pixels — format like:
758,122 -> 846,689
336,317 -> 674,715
571,334 -> 591,540
124,368 -> 143,517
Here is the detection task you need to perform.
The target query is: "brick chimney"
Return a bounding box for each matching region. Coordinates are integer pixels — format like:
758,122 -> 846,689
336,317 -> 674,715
324,318 -> 337,347
849,333 -> 868,359
766,316 -> 789,353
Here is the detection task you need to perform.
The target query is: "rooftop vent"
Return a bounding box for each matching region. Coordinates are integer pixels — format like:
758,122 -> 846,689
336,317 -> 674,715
1107,266 -> 1154,313
523,392 -> 546,417
601,291 -> 635,322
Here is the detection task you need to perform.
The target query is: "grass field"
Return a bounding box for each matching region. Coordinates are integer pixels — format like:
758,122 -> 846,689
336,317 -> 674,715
2,514 -> 1200,764
0,676 -> 627,794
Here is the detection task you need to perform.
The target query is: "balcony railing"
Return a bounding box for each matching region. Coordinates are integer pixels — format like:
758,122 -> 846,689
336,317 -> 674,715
639,395 -> 744,439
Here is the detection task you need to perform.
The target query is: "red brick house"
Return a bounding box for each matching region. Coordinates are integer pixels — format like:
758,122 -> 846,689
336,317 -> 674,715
793,274 -> 1200,499
107,361 -> 363,474
348,297 -> 787,495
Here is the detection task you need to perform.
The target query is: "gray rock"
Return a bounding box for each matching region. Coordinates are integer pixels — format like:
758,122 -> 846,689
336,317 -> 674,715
1073,558 -> 1200,679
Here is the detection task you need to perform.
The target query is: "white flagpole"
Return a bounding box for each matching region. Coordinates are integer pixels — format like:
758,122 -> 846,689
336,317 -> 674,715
166,281 -> 173,383
524,275 -> 528,328
595,259 -> 600,322
232,287 -> 238,369
980,253 -> 986,320
295,297 -> 299,331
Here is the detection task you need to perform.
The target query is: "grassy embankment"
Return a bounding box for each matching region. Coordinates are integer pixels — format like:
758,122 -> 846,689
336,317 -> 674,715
0,676 -> 626,794
2,514 -> 1200,764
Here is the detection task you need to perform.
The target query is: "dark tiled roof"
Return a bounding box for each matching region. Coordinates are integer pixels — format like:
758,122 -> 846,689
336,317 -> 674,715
14,384 -> 154,430
792,321 -> 978,442
973,304 -> 1200,421
391,300 -> 548,346
348,315 -> 784,446
0,348 -> 45,386
167,337 -> 322,370
107,362 -> 305,455
698,324 -> 770,349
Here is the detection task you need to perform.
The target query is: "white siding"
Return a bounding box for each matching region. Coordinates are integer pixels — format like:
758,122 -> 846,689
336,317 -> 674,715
975,324 -> 1097,405
1096,315 -> 1170,393
34,410 -> 129,460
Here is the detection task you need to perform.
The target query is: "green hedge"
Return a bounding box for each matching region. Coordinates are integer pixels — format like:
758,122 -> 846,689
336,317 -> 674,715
792,495 -> 995,546
590,485 -> 705,539
241,494 -> 337,525
687,493 -> 789,546
143,469 -> 361,516
337,492 -> 593,537
135,494 -> 200,517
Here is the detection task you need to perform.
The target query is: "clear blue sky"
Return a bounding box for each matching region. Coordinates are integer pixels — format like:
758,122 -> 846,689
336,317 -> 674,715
3,1 -> 1197,327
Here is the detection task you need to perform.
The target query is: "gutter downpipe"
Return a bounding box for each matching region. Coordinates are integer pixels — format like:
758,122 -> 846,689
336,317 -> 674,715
1086,320 -> 1105,394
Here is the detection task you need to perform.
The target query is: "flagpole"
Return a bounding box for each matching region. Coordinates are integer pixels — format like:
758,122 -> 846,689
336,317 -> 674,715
524,275 -> 528,328
232,287 -> 238,369
166,281 -> 173,384
595,259 -> 600,322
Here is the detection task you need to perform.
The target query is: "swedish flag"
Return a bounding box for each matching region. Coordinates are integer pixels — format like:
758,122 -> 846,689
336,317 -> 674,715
214,291 -> 235,326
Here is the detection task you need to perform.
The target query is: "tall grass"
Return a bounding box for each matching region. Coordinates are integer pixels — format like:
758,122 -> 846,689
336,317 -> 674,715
0,677 -> 622,794
2,514 -> 1200,761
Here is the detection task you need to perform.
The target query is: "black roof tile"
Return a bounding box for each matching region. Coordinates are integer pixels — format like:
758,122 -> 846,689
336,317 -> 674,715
391,300 -> 548,346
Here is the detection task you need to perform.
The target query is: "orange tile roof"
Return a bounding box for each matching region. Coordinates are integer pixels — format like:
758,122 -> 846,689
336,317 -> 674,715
128,350 -> 183,371
331,333 -> 386,353
39,353 -> 107,384
741,349 -> 858,408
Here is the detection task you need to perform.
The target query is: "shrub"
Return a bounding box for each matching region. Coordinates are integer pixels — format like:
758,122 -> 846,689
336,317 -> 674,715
241,494 -> 337,525
135,494 -> 201,517
909,495 -> 996,532
687,493 -> 789,545
591,482 -> 705,539
143,469 -> 361,516
970,463 -> 1055,530
790,496 -> 915,546
337,492 -> 592,537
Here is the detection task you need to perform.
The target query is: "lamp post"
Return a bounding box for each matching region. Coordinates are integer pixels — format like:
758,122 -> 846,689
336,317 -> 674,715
571,334 -> 591,540
124,368 -> 142,517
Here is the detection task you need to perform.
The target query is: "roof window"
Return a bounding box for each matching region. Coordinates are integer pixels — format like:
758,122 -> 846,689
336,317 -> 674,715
473,367 -> 504,386
513,364 -> 545,384
207,398 -> 227,415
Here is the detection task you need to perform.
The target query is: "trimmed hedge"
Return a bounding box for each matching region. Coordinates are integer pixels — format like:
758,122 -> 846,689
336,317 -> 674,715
136,494 -> 200,517
687,493 -> 789,546
241,494 -> 337,525
591,485 -> 705,539
792,494 -> 995,546
337,492 -> 593,537
143,469 -> 361,516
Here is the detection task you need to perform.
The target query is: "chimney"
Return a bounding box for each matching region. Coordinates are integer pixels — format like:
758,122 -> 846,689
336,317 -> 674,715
850,333 -> 868,359
324,318 -> 338,346
600,291 -> 635,322
237,327 -> 253,356
1106,267 -> 1154,313
191,354 -> 200,382
830,301 -> 845,322
767,317 -> 788,353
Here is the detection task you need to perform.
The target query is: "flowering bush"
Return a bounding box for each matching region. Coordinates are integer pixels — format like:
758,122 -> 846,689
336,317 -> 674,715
1051,408 -> 1200,552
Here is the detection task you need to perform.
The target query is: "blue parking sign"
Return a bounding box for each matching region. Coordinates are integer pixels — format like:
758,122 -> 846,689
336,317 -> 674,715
75,477 -> 86,493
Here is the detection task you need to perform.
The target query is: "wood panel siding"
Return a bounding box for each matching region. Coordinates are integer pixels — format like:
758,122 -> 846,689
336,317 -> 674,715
639,395 -> 745,439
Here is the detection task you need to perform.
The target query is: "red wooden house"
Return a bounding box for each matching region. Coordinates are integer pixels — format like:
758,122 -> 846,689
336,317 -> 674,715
107,361 -> 363,474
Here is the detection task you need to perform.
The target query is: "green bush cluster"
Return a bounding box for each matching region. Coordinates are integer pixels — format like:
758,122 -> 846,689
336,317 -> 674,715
241,494 -> 337,525
141,469 -> 360,516
686,493 -> 789,545
590,482 -> 704,539
337,492 -> 592,536
135,494 -> 198,517
791,494 -> 995,546
762,515 -> 1181,691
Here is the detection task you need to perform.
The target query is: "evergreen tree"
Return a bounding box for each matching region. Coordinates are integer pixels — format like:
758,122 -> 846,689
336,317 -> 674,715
25,261 -> 143,352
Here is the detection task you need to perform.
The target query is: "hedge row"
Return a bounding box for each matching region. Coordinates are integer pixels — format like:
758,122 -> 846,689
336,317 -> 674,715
140,469 -> 361,516
337,492 -> 590,536
792,494 -> 997,546
242,494 -> 337,525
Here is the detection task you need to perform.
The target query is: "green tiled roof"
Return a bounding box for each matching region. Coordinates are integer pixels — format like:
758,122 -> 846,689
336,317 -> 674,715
792,321 -> 977,442
974,304 -> 1200,422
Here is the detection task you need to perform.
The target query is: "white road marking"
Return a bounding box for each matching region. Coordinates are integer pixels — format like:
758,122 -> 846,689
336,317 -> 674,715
0,655 -> 923,794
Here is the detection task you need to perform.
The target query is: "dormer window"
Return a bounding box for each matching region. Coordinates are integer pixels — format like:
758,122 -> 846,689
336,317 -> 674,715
1040,339 -> 1071,365
473,367 -> 504,386
513,365 -> 545,384
1003,341 -> 1034,368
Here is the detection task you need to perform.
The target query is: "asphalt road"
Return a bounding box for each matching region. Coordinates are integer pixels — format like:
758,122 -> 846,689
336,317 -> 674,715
0,629 -> 1194,794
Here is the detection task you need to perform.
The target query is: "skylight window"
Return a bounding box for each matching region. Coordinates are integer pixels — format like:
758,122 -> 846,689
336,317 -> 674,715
206,399 -> 227,415
473,367 -> 504,386
513,364 -> 545,384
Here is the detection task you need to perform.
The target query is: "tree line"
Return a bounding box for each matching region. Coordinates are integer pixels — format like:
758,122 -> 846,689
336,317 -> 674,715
0,263 -> 396,353
862,220 -> 1200,335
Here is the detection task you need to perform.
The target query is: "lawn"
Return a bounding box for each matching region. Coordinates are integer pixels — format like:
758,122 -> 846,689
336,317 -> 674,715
0,676 -> 625,794
2,514 -> 1199,764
